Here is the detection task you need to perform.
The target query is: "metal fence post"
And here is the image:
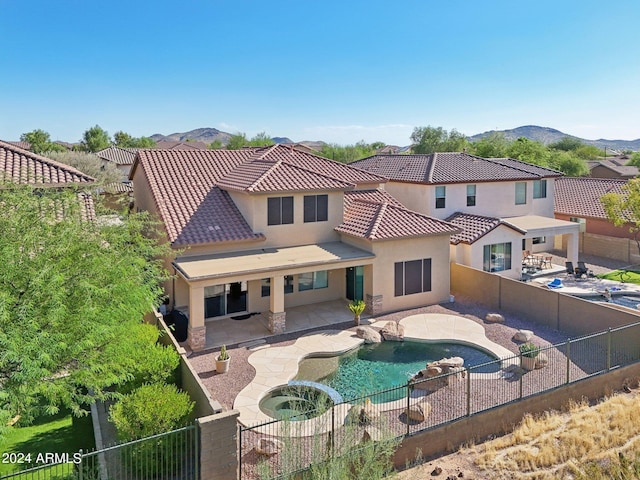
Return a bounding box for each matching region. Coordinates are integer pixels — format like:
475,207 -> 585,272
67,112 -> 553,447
607,327 -> 612,371
237,424 -> 242,480
466,366 -> 471,416
519,354 -> 523,400
566,339 -> 571,384
331,405 -> 335,456
79,448 -> 83,480
406,380 -> 411,436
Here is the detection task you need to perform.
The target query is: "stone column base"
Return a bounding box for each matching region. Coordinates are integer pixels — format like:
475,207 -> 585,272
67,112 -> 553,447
268,311 -> 286,334
188,325 -> 207,352
365,294 -> 383,315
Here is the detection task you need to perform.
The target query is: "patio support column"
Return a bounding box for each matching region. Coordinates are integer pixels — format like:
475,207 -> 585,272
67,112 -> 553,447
363,264 -> 382,315
268,275 -> 286,334
566,231 -> 579,266
188,285 -> 206,352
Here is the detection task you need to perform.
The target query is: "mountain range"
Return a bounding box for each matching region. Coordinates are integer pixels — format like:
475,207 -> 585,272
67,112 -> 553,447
150,125 -> 640,152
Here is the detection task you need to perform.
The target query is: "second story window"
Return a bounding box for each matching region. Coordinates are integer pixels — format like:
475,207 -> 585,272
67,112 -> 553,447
303,194 -> 328,223
515,182 -> 526,205
533,179 -> 547,199
466,184 -> 476,207
435,186 -> 446,209
267,196 -> 294,225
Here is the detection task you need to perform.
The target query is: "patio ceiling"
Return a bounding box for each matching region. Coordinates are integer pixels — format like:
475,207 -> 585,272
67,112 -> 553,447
504,215 -> 580,237
173,241 -> 375,283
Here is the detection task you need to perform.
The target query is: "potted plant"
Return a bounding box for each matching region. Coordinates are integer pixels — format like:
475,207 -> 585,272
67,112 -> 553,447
348,300 -> 366,326
216,344 -> 230,374
519,342 -> 539,371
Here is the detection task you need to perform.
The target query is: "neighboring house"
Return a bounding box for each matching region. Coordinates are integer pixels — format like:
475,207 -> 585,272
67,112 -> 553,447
588,157 -> 638,180
95,146 -> 139,179
0,140 -> 96,219
154,140 -> 209,150
130,144 -> 459,351
6,140 -> 31,150
351,152 -> 580,279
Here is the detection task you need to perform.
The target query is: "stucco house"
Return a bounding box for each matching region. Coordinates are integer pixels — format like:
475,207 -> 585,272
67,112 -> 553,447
350,153 -> 580,279
95,146 -> 138,179
0,140 -> 96,219
130,144 -> 459,351
554,176 -> 640,263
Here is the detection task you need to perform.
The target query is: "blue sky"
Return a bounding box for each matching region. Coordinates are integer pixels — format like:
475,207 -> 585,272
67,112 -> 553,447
1,0 -> 639,146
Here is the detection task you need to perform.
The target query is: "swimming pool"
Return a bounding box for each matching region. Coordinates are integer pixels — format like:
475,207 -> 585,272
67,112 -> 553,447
294,341 -> 499,403
580,294 -> 640,309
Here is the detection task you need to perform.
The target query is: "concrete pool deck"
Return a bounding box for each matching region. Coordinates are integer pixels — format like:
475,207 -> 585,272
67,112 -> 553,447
235,313 -> 514,427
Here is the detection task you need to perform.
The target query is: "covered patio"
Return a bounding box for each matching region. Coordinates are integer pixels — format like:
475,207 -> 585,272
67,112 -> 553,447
194,299 -> 369,351
171,241 -> 375,351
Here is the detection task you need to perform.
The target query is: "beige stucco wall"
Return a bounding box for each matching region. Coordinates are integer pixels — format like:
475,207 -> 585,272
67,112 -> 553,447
384,180 -> 555,220
228,190 -> 344,249
370,235 -> 452,310
462,225 -> 525,280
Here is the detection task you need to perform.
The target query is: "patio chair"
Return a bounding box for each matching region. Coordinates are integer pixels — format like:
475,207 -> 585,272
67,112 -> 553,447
565,261 -> 575,277
577,261 -> 591,276
542,255 -> 553,269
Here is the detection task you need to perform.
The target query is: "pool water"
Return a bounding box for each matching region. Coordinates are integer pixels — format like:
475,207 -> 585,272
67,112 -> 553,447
296,341 -> 499,403
581,295 -> 640,309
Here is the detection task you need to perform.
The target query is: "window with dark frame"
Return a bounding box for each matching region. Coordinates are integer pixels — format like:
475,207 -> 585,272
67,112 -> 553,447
267,196 -> 294,225
284,275 -> 294,294
515,182 -> 526,205
435,186 -> 446,209
394,258 -> 432,297
533,179 -> 547,199
466,184 -> 476,207
303,194 -> 328,223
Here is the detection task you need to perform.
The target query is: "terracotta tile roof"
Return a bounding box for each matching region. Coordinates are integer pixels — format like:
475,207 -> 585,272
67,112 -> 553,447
217,158 -> 355,192
134,145 -> 388,246
589,160 -> 639,178
155,141 -> 208,150
6,141 -> 31,150
0,140 -> 95,186
555,177 -> 627,219
351,152 -> 563,184
96,146 -> 139,165
101,181 -> 134,194
337,189 -> 460,241
445,212 -> 526,245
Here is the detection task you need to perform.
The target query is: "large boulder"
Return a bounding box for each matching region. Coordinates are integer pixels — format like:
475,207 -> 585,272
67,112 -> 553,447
356,326 -> 381,344
485,313 -> 505,323
256,438 -> 283,456
405,401 -> 432,423
380,321 -> 405,341
513,329 -> 533,342
345,399 -> 378,426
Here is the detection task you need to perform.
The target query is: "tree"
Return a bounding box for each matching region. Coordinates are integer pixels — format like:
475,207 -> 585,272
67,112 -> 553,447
208,139 -> 223,150
548,150 -> 589,176
506,137 -> 550,166
0,185 -> 170,432
248,132 -> 275,147
20,129 -> 66,154
469,132 -> 511,158
226,132 -> 248,150
626,151 -> 640,168
410,126 -> 468,154
80,125 -> 111,152
114,131 -> 155,148
549,136 -> 584,151
601,178 -> 640,256
46,151 -> 122,185
318,141 -> 381,163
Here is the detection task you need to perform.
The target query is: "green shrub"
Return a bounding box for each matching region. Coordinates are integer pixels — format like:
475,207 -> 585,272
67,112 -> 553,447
518,342 -> 540,358
109,383 -> 194,441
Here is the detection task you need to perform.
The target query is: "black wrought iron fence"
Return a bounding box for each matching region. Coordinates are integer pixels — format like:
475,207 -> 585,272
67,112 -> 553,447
0,424 -> 198,480
239,321 -> 640,480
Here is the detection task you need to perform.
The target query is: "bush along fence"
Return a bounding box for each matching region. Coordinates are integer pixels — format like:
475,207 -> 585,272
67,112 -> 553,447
0,424 -> 198,480
239,321 -> 640,480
